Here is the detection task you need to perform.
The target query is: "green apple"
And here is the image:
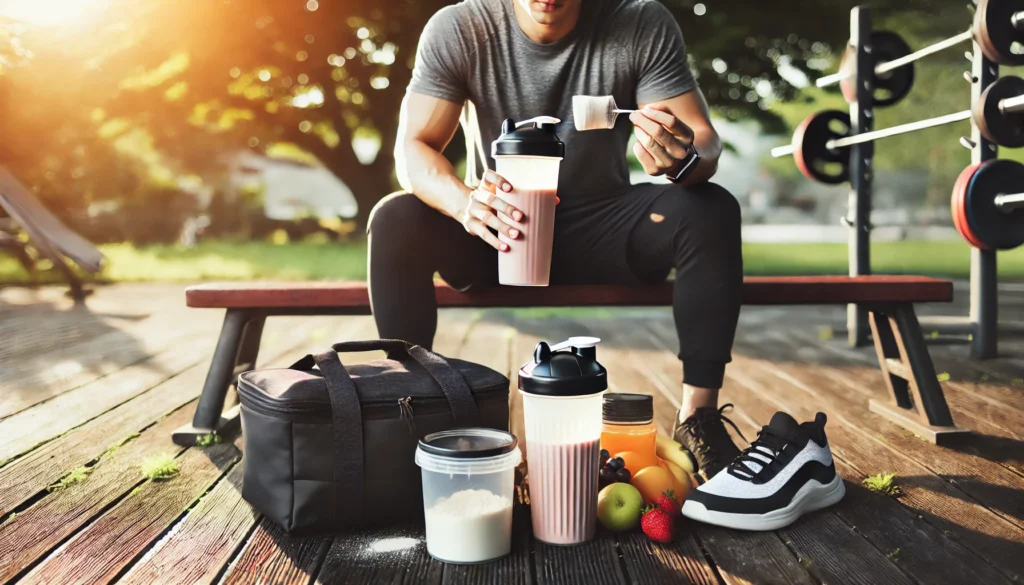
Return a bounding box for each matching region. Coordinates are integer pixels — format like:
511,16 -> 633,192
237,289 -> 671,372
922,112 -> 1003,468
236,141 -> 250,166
597,482 -> 644,532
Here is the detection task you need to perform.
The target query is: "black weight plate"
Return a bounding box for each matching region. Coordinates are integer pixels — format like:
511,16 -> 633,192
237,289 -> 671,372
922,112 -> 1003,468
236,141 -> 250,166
975,0 -> 1024,66
965,159 -> 1024,250
839,31 -> 915,108
976,76 -> 1024,148
792,110 -> 852,185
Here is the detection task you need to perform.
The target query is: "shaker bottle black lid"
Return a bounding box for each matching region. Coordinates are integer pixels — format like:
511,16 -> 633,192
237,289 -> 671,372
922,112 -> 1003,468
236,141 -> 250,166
418,428 -> 519,459
492,116 -> 565,158
603,393 -> 654,423
518,336 -> 607,396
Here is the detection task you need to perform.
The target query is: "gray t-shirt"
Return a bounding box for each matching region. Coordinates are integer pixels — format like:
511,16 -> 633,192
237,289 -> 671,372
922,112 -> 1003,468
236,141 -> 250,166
408,0 -> 697,197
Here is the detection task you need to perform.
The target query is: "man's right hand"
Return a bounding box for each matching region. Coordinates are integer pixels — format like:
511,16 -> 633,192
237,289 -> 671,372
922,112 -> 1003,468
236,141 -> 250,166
460,170 -> 523,252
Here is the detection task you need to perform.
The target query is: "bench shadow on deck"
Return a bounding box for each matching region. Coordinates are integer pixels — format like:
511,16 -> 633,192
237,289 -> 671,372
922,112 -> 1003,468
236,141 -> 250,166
0,283 -> 1022,585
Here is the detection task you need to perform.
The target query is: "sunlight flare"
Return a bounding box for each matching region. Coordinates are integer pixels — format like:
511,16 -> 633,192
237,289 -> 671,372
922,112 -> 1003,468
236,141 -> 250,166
0,0 -> 110,27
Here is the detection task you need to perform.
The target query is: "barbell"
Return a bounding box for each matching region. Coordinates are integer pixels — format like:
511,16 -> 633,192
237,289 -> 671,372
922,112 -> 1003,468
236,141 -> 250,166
816,31 -> 969,93
951,159 -> 1024,250
816,0 -> 1024,94
771,76 -> 1024,184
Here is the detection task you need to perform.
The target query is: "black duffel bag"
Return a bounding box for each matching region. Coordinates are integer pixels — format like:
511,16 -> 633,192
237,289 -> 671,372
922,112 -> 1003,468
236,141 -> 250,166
237,339 -> 509,534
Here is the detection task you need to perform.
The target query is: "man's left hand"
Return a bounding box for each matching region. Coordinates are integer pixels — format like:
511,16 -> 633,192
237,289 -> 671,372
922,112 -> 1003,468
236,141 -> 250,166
629,104 -> 695,177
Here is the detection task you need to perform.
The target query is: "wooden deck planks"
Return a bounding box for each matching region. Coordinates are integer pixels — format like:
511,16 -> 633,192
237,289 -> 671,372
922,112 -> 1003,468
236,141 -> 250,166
220,519 -> 330,585
0,316 -> 318,518
0,299 -> 219,419
618,531 -> 720,585
690,526 -> 816,585
18,438 -> 241,585
0,405 -> 194,583
314,527 -> 442,585
116,462 -> 256,585
1,284 -> 1022,584
0,338 -> 215,465
533,538 -> 625,585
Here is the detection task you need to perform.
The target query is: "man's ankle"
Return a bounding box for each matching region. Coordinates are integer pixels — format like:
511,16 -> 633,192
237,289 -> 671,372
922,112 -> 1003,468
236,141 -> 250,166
678,385 -> 720,423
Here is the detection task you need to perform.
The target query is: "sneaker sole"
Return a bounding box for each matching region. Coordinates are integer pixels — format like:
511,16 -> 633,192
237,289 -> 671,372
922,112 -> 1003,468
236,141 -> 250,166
680,474 -> 846,531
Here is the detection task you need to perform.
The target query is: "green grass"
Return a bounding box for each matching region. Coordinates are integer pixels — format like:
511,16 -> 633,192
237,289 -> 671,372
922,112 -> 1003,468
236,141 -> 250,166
862,473 -> 903,497
47,466 -> 92,492
140,454 -> 180,480
2,240 -> 1023,284
195,433 -> 222,447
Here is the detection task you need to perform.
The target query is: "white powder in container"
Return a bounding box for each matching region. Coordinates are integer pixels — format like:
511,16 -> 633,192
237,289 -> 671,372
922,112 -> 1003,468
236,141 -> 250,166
424,488 -> 514,563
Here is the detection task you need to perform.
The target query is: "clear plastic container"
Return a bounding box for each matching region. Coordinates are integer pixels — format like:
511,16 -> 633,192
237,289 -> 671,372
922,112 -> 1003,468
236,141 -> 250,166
415,428 -> 522,564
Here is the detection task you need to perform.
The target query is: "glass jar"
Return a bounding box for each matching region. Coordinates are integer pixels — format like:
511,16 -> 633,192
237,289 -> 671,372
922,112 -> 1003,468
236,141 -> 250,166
600,393 -> 658,470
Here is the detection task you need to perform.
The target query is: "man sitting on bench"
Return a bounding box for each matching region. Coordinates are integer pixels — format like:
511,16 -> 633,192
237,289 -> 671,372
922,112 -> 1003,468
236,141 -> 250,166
367,0 -> 744,479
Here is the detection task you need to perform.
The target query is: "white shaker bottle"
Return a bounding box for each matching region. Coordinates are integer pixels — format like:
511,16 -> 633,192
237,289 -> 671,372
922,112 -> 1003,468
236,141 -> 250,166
491,116 -> 565,286
518,336 -> 607,545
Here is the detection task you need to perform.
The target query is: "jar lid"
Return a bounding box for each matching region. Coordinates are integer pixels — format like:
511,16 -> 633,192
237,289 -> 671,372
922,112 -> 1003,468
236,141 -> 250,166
417,428 -> 518,459
491,117 -> 565,158
518,337 -> 607,397
603,393 -> 653,423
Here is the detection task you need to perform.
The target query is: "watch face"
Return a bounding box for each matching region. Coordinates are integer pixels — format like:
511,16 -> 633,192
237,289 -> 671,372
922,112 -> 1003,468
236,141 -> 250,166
671,144 -> 699,181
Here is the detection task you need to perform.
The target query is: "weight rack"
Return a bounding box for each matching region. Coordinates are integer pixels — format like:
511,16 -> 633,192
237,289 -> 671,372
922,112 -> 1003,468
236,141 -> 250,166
833,4 -> 1007,358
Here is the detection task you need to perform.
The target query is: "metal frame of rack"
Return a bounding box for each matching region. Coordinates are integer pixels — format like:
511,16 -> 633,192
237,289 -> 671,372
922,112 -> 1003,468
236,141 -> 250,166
840,4 -> 1003,358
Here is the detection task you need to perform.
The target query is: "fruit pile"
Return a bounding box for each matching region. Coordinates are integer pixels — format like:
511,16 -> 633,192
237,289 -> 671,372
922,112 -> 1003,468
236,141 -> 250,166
595,434 -> 699,544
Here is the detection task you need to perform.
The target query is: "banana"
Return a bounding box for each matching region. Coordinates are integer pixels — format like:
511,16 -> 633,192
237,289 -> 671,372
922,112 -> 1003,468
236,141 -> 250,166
656,434 -> 698,475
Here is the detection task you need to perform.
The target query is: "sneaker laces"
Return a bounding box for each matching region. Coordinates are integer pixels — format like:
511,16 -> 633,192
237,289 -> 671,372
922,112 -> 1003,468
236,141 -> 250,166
680,404 -> 748,470
727,428 -> 796,482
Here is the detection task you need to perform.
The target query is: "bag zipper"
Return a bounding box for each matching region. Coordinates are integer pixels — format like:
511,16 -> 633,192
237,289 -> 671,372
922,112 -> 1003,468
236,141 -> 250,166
398,396 -> 416,434
238,378 -> 503,422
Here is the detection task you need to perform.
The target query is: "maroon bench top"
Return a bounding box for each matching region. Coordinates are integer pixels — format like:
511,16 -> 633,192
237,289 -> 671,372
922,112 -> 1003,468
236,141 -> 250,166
185,276 -> 953,309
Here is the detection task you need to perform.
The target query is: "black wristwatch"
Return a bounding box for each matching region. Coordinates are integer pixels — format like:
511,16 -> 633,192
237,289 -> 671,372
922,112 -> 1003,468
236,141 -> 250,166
666,141 -> 700,183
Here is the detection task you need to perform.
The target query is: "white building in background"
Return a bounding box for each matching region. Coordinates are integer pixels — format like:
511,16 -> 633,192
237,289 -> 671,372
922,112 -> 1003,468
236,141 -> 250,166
229,151 -> 358,221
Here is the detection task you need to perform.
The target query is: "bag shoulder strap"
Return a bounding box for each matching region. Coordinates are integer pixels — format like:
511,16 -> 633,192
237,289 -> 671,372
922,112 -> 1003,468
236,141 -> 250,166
406,345 -> 479,427
312,350 -> 364,528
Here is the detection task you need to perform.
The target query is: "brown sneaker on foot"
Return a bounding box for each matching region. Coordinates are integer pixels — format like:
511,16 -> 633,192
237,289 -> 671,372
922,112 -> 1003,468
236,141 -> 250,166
672,404 -> 746,480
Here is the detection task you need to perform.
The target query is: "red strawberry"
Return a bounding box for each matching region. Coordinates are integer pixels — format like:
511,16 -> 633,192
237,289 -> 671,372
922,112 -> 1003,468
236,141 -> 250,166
656,490 -> 681,518
641,505 -> 675,543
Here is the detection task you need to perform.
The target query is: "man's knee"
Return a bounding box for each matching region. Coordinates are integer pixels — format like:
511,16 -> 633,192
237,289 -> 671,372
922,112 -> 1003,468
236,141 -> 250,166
672,183 -> 740,230
367,191 -> 429,236
650,183 -> 741,237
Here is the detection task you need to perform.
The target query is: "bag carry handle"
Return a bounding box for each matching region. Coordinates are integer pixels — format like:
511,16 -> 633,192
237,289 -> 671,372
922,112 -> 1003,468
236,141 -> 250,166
292,339 -> 480,427
312,350 -> 365,528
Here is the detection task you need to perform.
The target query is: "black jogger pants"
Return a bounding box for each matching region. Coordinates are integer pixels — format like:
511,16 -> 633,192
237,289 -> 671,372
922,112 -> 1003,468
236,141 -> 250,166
366,182 -> 743,389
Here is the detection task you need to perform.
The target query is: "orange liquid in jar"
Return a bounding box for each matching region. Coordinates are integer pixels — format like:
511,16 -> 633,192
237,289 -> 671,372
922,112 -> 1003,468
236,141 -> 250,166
601,421 -> 658,470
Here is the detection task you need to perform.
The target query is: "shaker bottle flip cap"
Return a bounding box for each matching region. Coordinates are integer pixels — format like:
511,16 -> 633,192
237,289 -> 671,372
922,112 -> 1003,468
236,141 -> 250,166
492,116 -> 566,158
518,336 -> 607,396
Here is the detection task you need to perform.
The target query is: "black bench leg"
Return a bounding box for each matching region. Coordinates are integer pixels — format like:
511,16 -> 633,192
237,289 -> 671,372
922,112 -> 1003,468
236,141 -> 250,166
867,305 -> 969,444
172,310 -> 265,446
49,252 -> 90,302
10,243 -> 36,275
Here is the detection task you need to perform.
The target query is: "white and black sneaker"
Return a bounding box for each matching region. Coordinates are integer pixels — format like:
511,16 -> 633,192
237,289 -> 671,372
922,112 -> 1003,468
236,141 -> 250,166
681,411 -> 845,531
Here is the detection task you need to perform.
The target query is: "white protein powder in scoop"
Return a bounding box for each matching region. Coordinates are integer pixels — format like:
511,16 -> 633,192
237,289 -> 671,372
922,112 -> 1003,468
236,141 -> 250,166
424,489 -> 514,563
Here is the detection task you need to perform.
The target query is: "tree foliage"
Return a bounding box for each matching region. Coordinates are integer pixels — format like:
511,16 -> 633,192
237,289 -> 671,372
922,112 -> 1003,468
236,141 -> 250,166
0,0 -> 980,230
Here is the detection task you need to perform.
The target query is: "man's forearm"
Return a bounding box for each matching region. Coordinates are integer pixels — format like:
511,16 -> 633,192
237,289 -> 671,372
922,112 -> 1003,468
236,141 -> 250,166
397,139 -> 472,220
682,127 -> 722,186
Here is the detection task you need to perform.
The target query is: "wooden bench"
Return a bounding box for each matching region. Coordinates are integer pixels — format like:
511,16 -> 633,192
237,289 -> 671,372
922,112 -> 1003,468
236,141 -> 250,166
175,276 -> 966,447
